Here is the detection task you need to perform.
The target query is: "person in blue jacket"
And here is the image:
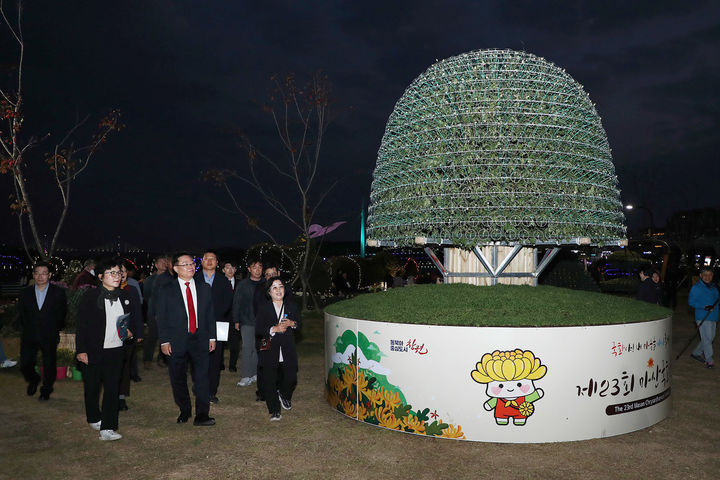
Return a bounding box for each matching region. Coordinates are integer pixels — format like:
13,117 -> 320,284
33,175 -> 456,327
689,267 -> 719,368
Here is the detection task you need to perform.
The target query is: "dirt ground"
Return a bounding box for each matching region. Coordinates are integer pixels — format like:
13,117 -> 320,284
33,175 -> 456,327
0,292 -> 718,480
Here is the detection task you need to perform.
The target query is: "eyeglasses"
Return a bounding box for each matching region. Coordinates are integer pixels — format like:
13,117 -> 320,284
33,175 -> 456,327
175,263 -> 196,268
104,271 -> 122,277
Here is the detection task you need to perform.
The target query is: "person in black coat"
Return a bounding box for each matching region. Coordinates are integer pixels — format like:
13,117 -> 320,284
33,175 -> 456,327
193,250 -> 233,403
636,268 -> 664,305
156,253 -> 217,426
118,260 -> 144,410
18,261 -> 67,400
255,276 -> 301,421
76,258 -> 132,441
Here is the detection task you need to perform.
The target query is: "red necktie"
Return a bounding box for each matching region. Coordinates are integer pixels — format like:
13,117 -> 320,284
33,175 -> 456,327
185,282 -> 197,334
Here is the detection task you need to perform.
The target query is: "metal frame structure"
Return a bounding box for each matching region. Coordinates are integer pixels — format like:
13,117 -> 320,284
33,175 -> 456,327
423,245 -> 561,286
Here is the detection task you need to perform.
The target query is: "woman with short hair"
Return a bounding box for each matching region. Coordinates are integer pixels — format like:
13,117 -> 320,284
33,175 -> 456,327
255,276 -> 301,421
76,258 -> 134,441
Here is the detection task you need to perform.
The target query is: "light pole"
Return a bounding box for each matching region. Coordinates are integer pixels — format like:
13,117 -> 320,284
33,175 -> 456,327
624,204 -> 655,236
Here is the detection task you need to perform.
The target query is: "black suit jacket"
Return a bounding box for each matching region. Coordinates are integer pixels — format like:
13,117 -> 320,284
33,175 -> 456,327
156,277 -> 217,355
194,270 -> 233,324
18,283 -> 67,343
255,299 -> 301,369
122,285 -> 144,338
76,288 -> 132,364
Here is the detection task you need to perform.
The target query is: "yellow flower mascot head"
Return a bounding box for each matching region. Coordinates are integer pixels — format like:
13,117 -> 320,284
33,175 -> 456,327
471,349 -> 547,426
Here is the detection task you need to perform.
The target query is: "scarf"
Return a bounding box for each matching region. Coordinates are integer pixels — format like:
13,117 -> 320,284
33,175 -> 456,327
96,286 -> 121,309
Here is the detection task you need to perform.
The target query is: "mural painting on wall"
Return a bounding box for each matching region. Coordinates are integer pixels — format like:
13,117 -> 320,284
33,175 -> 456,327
471,349 -> 547,426
326,330 -> 466,439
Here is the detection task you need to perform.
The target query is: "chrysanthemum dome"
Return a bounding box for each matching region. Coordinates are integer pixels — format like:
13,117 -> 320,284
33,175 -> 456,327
367,49 -> 626,248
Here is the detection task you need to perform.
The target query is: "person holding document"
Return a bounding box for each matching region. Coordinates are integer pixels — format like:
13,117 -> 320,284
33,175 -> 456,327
194,250 -> 233,404
76,258 -> 134,441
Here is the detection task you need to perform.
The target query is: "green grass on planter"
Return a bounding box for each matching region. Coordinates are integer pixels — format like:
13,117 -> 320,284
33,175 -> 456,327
325,284 -> 671,327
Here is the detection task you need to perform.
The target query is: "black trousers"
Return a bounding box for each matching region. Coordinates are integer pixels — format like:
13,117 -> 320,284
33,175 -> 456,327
82,346 -> 124,431
129,342 -> 139,379
168,334 -> 210,416
208,341 -> 224,397
262,361 -> 297,414
143,315 -> 159,362
119,342 -> 135,396
20,336 -> 57,396
227,326 -> 240,369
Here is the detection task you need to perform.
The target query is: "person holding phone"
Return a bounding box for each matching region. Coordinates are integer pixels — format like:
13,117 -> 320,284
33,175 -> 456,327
255,277 -> 301,421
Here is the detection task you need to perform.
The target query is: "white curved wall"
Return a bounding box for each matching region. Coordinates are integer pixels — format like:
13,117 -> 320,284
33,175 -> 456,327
325,314 -> 672,443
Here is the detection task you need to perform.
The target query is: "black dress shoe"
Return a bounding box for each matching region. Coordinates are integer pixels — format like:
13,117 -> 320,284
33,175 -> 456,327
38,394 -> 50,401
209,396 -> 219,404
118,399 -> 129,411
27,379 -> 39,396
193,414 -> 216,426
177,412 -> 191,423
131,375 -> 142,382
228,366 -> 237,372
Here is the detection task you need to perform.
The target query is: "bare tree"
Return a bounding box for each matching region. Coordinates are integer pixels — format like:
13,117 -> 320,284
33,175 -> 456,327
0,0 -> 122,260
205,72 -> 334,310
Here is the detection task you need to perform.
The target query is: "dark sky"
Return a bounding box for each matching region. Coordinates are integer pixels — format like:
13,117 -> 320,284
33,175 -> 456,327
1,0 -> 719,252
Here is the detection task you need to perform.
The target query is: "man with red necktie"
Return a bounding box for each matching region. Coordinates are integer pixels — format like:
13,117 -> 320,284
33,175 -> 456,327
156,252 -> 217,426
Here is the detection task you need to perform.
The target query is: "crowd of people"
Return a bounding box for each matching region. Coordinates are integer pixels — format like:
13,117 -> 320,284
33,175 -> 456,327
13,252 -> 301,441
8,252 -> 719,440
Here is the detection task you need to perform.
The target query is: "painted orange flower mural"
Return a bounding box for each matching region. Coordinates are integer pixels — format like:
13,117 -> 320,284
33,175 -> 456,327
326,331 -> 465,439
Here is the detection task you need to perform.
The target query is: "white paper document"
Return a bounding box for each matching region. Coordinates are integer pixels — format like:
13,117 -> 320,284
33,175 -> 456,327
215,321 -> 229,341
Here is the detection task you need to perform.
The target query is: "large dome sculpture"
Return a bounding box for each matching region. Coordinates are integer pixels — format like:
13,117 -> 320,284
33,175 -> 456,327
367,49 -> 626,248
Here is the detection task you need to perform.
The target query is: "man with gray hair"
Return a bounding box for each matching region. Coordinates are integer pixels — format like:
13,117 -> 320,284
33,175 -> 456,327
71,259 -> 97,289
143,255 -> 173,368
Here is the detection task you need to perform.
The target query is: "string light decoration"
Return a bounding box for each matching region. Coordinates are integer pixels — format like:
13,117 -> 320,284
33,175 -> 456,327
367,49 -> 626,248
243,243 -> 294,276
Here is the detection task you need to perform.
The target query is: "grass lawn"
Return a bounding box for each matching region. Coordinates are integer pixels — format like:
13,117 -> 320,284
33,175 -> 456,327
325,284 -> 671,326
0,297 -> 717,480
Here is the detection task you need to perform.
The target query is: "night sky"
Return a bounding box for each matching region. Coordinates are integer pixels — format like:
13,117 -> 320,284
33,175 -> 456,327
1,1 -> 718,253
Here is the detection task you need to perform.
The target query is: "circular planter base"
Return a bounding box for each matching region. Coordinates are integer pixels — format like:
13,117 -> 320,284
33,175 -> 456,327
325,313 -> 672,443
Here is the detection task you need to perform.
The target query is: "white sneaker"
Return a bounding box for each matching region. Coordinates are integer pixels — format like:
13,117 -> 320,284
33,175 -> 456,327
89,421 -> 102,431
99,429 -> 122,441
250,375 -> 257,383
237,377 -> 252,387
0,359 -> 17,368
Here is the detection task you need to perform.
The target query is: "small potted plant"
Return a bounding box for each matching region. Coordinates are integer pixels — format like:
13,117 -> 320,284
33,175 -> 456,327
55,348 -> 76,380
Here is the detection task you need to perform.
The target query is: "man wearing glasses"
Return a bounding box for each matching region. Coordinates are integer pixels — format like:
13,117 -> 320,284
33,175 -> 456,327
156,253 -> 218,426
18,261 -> 67,401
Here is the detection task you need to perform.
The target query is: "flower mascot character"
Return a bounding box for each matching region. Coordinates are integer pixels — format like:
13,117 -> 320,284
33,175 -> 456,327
471,349 -> 547,426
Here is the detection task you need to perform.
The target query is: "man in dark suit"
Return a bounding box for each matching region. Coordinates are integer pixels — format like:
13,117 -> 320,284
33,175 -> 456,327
194,250 -> 233,404
143,255 -> 173,369
156,253 -> 217,426
221,261 -> 238,372
18,261 -> 67,400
